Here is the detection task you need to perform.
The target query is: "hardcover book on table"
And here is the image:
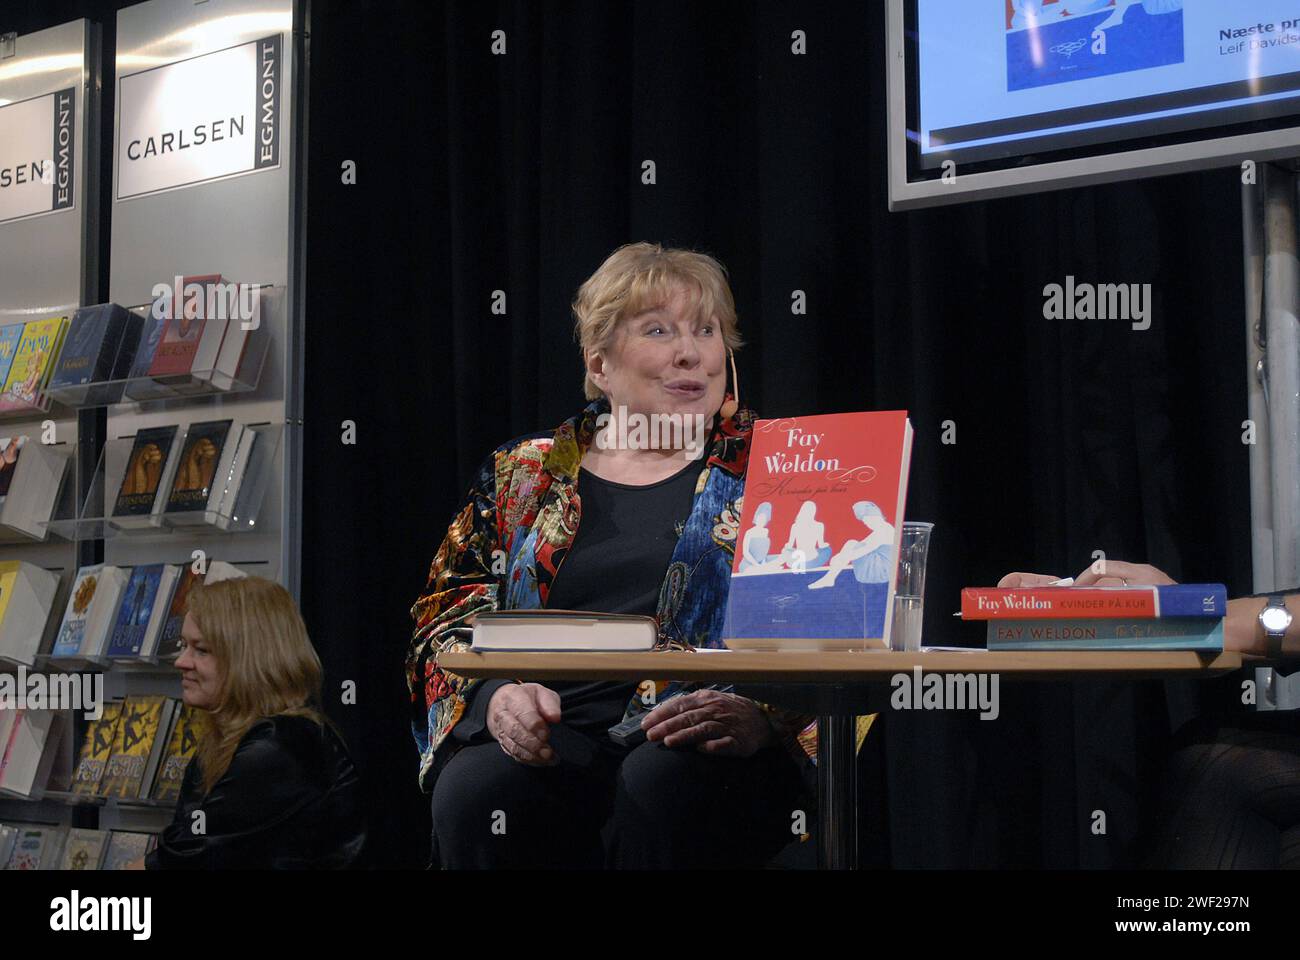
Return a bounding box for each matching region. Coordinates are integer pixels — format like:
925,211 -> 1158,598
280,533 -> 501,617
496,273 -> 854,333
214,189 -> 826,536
722,410 -> 914,650
471,610 -> 658,651
986,617 -> 1224,651
960,584 -> 1229,620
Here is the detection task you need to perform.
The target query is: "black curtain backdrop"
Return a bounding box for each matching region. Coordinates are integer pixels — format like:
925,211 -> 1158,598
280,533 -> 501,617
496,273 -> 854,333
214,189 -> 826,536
7,0 -> 1253,870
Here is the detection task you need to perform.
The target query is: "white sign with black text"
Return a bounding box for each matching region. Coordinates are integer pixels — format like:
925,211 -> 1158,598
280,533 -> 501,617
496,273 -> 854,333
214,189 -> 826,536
0,88 -> 76,225
116,34 -> 281,201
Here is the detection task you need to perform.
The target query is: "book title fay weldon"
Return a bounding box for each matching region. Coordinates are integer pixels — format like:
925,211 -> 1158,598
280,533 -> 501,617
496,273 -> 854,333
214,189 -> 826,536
722,412 -> 913,648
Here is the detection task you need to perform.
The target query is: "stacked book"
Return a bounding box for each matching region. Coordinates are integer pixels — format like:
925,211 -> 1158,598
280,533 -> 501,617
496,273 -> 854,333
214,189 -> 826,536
962,583 -> 1228,651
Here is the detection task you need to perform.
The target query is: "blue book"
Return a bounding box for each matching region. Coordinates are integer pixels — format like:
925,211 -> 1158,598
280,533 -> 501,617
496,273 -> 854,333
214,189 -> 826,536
49,304 -> 142,404
987,617 -> 1223,652
0,324 -> 24,388
107,564 -> 165,657
128,306 -> 166,381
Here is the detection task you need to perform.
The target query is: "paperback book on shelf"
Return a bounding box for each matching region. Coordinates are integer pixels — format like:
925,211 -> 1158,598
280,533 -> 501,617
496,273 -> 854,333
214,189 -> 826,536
102,831 -> 154,871
107,564 -> 181,658
147,274 -> 227,383
111,425 -> 182,529
165,420 -> 246,525
51,564 -> 130,659
470,610 -> 658,652
47,302 -> 143,405
0,709 -> 66,798
100,696 -> 174,800
151,703 -> 207,803
0,435 -> 71,540
0,560 -> 61,665
721,410 -> 914,650
71,701 -> 123,796
59,828 -> 110,870
0,315 -> 69,414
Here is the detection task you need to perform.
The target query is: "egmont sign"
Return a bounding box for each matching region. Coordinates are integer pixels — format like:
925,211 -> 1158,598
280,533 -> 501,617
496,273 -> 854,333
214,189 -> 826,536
116,34 -> 281,201
0,88 -> 76,225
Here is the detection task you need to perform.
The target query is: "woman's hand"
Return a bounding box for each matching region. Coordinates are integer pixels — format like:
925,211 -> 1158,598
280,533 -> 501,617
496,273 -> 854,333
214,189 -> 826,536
486,682 -> 562,766
999,560 -> 1176,588
641,689 -> 775,756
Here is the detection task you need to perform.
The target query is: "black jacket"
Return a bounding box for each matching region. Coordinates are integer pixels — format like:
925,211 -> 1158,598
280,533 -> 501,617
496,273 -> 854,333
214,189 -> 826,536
146,714 -> 366,869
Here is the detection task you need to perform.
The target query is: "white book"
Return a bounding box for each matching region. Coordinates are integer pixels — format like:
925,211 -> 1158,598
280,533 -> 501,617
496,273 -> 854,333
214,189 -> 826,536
0,710 -> 64,799
188,314 -> 229,382
7,826 -> 57,870
209,299 -> 253,390
0,561 -> 60,665
214,426 -> 257,529
149,427 -> 186,528
470,610 -> 658,652
76,565 -> 130,659
0,438 -> 70,540
0,824 -> 16,869
203,560 -> 247,585
138,565 -> 182,660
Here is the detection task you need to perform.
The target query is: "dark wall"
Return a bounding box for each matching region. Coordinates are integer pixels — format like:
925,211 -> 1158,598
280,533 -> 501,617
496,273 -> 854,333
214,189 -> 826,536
7,0 -> 1253,869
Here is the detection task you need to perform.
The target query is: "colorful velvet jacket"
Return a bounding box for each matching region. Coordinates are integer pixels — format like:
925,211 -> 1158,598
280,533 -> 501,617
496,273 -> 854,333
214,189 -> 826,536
406,398 -> 822,793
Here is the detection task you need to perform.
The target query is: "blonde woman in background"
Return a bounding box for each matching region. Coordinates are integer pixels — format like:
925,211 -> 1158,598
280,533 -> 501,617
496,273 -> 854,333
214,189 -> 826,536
141,576 -> 365,869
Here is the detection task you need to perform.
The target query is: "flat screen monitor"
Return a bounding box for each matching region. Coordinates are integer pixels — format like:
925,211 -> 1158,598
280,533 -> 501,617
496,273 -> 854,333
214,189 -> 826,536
888,0 -> 1300,209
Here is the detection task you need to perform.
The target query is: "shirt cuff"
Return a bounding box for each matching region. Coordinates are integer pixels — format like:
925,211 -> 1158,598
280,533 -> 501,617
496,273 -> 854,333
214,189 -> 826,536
452,679 -> 514,745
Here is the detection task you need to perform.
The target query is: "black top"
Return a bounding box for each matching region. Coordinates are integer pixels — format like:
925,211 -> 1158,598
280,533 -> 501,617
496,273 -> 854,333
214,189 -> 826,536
457,458 -> 699,738
146,714 -> 366,870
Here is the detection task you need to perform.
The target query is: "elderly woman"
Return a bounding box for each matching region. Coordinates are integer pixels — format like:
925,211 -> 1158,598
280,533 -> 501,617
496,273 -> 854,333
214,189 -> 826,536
407,242 -> 817,869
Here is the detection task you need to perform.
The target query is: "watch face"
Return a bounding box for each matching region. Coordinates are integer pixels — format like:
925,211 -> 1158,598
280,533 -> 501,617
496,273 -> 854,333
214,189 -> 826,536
1261,606 -> 1293,633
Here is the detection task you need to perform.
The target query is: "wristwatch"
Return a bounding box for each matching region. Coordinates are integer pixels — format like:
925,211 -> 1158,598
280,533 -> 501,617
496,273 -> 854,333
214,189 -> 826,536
1258,594 -> 1293,657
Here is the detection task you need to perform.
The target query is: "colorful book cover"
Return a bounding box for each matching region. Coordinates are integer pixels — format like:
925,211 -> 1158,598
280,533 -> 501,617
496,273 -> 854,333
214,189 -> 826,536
53,564 -> 103,657
157,565 -> 203,659
152,704 -> 207,803
6,827 -> 52,870
722,411 -> 914,647
112,425 -> 178,517
961,584 -> 1228,620
0,434 -> 24,505
102,831 -> 153,870
987,616 -> 1224,651
99,695 -> 167,798
72,701 -> 123,795
0,324 -> 24,389
166,420 -> 234,512
60,828 -> 109,870
1005,0 -> 1184,91
147,274 -> 224,378
0,316 -> 68,412
107,564 -> 165,656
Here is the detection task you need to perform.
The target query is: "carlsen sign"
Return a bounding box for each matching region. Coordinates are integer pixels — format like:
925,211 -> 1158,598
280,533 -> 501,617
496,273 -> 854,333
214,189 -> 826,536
116,34 -> 281,201
0,88 -> 76,225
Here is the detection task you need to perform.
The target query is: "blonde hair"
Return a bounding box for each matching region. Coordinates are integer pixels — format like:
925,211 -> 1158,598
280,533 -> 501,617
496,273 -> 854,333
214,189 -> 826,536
186,576 -> 326,794
572,242 -> 743,400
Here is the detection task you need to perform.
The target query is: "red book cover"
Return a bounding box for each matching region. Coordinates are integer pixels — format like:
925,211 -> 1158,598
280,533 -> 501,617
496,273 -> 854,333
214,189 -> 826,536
960,584 -> 1228,620
722,410 -> 914,647
147,274 -> 224,378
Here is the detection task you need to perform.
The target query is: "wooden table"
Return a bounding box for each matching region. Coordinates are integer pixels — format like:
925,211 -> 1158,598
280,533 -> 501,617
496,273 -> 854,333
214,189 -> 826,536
440,648 -> 1243,869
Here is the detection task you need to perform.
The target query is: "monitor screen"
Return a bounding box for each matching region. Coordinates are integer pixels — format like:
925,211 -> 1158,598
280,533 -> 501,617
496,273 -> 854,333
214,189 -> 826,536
889,1 -> 1300,208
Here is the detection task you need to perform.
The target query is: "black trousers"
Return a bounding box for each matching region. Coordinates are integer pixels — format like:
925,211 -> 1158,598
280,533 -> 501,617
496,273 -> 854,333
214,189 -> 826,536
1146,713 -> 1300,869
430,724 -> 809,869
